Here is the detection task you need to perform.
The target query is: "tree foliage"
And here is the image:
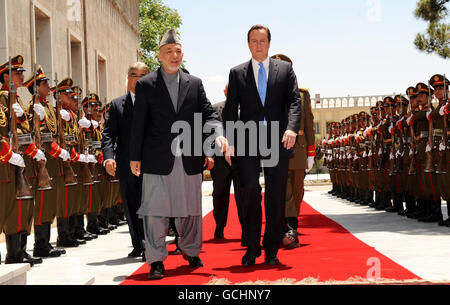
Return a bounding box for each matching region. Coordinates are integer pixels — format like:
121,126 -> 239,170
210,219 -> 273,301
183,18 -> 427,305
414,0 -> 449,59
139,0 -> 182,71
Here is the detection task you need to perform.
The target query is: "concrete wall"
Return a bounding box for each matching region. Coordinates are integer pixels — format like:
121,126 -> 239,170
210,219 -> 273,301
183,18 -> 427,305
2,0 -> 140,105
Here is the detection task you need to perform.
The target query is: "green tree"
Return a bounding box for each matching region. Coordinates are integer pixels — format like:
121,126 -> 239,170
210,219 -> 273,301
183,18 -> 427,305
413,0 -> 449,59
139,0 -> 182,71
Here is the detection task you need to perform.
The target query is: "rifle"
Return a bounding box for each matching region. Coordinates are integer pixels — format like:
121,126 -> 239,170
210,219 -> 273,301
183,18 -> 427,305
32,64 -> 53,191
78,90 -> 94,185
84,92 -> 100,183
368,115 -> 375,172
436,75 -> 448,174
388,100 -> 395,176
377,103 -> 385,170
54,73 -> 77,186
424,84 -> 435,173
7,56 -> 33,199
407,92 -> 417,176
394,96 -> 404,174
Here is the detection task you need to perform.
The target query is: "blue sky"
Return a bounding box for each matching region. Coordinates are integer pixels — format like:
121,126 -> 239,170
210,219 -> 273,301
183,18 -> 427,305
162,0 -> 449,104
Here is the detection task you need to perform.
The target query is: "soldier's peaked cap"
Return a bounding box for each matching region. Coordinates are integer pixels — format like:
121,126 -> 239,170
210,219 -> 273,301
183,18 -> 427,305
429,74 -> 449,89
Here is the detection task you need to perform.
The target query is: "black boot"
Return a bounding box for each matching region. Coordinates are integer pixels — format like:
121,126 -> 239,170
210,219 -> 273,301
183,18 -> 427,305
418,200 -> 433,222
401,195 -> 416,217
374,192 -> 386,210
369,191 -> 380,208
71,215 -> 88,244
381,192 -> 393,211
386,194 -> 403,213
57,217 -> 79,248
409,199 -> 426,219
21,234 -> 43,266
33,224 -> 60,258
422,200 -> 443,223
5,234 -> 24,264
45,224 -> 66,256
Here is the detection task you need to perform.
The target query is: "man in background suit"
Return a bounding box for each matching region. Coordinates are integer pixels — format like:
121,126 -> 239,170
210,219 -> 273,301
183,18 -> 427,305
102,62 -> 149,259
223,25 -> 302,266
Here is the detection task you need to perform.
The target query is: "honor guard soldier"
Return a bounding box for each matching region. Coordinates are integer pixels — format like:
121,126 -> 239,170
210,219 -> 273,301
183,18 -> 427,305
71,86 -> 97,242
408,82 -> 442,223
385,95 -> 404,213
23,66 -> 66,257
428,74 -> 450,226
51,78 -> 85,247
0,55 -> 42,265
395,94 -> 417,217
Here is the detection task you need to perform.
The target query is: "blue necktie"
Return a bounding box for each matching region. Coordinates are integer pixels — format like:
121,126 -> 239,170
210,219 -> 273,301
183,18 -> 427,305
258,62 -> 267,124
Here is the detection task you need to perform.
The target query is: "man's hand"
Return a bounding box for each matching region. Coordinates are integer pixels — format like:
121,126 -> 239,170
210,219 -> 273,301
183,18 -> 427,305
203,157 -> 215,171
130,161 -> 141,177
105,159 -> 117,177
216,136 -> 233,166
282,130 -> 297,150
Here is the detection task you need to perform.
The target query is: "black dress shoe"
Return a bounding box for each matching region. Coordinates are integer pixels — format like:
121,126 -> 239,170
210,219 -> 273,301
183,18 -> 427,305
183,255 -> 204,268
148,262 -> 165,280
438,218 -> 450,226
241,249 -> 261,267
56,238 -> 79,248
264,255 -> 280,266
241,253 -> 256,267
23,251 -> 43,265
214,228 -> 224,239
33,248 -> 61,258
128,248 -> 143,257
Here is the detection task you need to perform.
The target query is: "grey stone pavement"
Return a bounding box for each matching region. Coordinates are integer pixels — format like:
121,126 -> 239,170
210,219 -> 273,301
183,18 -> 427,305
1,176 -> 450,284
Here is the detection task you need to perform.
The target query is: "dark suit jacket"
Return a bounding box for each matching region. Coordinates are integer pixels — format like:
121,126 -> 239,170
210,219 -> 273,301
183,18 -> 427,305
102,92 -> 135,176
222,58 -> 301,156
129,68 -> 219,176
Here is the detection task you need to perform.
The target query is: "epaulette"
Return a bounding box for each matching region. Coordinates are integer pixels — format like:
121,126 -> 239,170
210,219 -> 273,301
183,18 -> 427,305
299,88 -> 309,93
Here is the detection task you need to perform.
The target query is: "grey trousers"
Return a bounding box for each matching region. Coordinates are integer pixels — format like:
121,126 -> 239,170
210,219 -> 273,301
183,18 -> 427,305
142,215 -> 203,265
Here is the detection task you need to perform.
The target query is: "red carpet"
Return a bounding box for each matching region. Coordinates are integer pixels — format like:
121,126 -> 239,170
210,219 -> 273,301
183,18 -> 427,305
121,195 -> 421,285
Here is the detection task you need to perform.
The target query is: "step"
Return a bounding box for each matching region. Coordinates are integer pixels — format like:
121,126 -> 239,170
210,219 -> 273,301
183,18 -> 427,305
0,263 -> 31,285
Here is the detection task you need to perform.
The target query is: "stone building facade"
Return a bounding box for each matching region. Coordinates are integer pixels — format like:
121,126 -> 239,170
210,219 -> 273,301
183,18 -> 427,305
0,0 -> 140,104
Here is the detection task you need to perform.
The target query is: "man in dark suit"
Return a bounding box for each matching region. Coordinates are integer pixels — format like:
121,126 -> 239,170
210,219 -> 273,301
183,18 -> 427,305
223,25 -> 302,266
102,62 -> 149,258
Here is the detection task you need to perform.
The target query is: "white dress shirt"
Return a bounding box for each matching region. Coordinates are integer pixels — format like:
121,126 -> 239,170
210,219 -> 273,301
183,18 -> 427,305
251,57 -> 270,90
130,91 -> 136,105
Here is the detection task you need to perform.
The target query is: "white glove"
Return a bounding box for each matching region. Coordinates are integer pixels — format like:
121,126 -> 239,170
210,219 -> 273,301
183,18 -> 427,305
439,142 -> 446,152
306,156 -> 315,173
363,151 -> 367,158
78,117 -> 91,129
439,106 -> 445,116
426,144 -> 432,153
389,152 -> 394,160
33,149 -> 47,162
60,109 -> 71,122
78,154 -> 89,163
9,152 -> 25,167
12,103 -> 24,118
91,120 -> 99,129
33,104 -> 46,121
59,149 -> 70,162
87,154 -> 97,164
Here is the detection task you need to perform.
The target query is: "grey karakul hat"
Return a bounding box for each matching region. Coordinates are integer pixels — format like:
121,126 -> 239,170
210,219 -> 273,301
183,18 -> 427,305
159,29 -> 181,48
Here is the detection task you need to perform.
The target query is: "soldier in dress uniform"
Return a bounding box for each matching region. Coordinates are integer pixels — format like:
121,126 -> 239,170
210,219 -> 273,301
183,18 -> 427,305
0,55 -> 42,265
408,82 -> 442,223
71,87 -> 98,242
51,78 -> 85,247
428,74 -> 450,226
23,66 -> 66,257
